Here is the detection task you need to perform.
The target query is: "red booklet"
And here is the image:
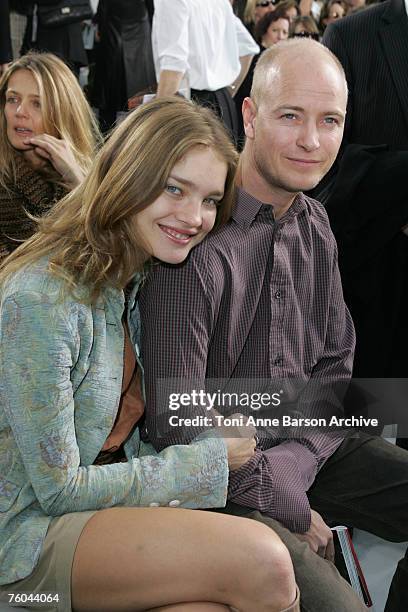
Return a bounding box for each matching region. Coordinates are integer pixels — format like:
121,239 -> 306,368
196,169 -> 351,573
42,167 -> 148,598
332,526 -> 373,607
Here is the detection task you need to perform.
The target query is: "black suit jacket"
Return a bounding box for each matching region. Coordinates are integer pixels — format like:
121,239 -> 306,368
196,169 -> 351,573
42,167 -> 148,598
323,0 -> 408,150
325,144 -> 408,377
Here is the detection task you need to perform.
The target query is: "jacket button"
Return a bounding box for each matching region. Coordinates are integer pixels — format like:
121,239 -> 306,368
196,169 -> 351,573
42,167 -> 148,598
168,499 -> 181,507
149,502 -> 160,507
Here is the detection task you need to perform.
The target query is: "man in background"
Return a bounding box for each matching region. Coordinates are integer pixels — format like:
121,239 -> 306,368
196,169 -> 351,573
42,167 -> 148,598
152,0 -> 259,141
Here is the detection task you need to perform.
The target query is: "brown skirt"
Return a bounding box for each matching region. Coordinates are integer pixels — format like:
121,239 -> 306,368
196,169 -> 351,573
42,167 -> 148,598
0,511 -> 96,612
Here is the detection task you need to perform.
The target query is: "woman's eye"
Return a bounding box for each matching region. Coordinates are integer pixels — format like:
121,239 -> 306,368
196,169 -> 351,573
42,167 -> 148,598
203,197 -> 219,207
33,100 -> 41,109
6,97 -> 18,104
165,184 -> 182,196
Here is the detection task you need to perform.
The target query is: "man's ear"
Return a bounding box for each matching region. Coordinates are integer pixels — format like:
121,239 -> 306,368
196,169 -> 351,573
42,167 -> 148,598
242,97 -> 257,139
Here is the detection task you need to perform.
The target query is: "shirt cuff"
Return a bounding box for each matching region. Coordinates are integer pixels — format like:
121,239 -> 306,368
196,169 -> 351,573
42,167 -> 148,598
276,441 -> 318,490
228,447 -> 313,533
158,57 -> 188,74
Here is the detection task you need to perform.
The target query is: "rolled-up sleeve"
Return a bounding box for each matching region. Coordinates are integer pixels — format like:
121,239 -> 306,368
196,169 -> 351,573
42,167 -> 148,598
234,15 -> 259,57
154,0 -> 190,73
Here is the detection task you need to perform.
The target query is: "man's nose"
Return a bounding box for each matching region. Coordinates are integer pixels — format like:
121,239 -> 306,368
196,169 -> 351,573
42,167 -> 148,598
296,121 -> 320,151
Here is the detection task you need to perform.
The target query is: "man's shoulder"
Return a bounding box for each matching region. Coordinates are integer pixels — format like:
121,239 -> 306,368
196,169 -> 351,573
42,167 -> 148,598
302,194 -> 337,249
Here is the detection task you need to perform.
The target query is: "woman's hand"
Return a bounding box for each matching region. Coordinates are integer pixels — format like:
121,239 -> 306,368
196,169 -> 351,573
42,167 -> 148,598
23,134 -> 85,188
224,436 -> 256,470
219,413 -> 257,471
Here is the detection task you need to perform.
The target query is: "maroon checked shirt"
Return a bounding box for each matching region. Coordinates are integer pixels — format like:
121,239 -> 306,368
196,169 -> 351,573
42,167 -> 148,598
139,188 -> 355,532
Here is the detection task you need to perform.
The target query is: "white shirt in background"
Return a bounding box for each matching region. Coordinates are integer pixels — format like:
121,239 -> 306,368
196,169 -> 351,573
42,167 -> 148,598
152,0 -> 259,94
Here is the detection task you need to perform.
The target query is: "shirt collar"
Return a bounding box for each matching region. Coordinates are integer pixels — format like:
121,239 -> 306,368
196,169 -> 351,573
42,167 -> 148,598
233,187 -> 308,228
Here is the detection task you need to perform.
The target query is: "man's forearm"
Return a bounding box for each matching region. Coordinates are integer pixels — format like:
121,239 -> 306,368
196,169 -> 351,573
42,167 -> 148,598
156,70 -> 185,97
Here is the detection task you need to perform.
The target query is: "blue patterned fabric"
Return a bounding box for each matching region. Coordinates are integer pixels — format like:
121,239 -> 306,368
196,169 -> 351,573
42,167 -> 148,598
0,257 -> 228,584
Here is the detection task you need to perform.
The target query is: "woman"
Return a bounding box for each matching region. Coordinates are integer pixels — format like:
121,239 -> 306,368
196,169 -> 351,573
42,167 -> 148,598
0,98 -> 300,612
275,0 -> 300,23
0,52 -> 100,259
290,15 -> 319,39
243,0 -> 277,34
255,10 -> 290,47
319,0 -> 347,32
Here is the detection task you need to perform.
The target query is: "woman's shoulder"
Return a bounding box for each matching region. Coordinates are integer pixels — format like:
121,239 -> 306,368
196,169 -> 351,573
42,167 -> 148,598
1,257 -> 72,305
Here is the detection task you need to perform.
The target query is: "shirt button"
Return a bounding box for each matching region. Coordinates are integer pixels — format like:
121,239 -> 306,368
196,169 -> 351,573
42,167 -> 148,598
274,291 -> 282,299
168,499 -> 181,507
149,502 -> 160,507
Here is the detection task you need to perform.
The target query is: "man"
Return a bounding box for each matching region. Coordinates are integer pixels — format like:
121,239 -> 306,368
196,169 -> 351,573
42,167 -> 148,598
139,40 -> 408,611
323,0 -> 408,150
152,0 -> 259,141
323,0 -> 408,449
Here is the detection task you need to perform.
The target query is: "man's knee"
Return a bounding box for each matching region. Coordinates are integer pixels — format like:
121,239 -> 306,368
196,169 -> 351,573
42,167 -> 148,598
236,509 -> 366,612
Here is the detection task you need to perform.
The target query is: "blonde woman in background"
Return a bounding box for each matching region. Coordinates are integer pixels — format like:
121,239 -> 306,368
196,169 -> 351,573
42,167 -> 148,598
244,0 -> 278,33
0,97 -> 300,612
0,52 -> 101,259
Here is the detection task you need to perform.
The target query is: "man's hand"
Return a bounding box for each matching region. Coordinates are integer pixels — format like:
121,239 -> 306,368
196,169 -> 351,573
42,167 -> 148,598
23,134 -> 85,188
294,509 -> 335,562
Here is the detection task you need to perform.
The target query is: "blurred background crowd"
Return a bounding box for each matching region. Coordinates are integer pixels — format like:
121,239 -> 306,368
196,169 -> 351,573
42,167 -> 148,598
0,0 -> 378,135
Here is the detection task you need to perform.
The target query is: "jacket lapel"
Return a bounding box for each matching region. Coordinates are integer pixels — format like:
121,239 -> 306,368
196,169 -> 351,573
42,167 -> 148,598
379,0 -> 408,134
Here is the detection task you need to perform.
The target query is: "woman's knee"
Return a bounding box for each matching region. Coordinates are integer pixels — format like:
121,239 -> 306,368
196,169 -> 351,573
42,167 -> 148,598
239,520 -> 296,609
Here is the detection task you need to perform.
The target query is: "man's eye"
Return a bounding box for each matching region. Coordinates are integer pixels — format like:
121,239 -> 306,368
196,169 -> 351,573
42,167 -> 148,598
165,184 -> 182,196
324,117 -> 339,125
281,113 -> 296,120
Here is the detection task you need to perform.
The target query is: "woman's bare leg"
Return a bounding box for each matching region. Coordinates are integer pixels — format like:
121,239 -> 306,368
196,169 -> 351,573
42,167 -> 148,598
148,605 -> 230,611
72,507 -> 296,612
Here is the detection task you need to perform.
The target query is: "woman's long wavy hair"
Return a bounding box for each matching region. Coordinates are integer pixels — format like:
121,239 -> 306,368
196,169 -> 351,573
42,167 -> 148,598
0,52 -> 101,190
0,98 -> 238,301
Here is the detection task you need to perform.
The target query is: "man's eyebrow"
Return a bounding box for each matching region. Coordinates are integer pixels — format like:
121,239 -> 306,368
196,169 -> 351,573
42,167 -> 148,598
168,174 -> 224,197
274,105 -> 344,117
6,89 -> 40,98
274,105 -> 305,113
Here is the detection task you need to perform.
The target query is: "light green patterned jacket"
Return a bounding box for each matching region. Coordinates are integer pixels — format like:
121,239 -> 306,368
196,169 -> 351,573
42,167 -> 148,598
0,258 -> 228,584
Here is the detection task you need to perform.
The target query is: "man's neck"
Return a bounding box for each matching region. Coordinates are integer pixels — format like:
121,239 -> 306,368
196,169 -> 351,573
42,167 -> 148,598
237,151 -> 297,220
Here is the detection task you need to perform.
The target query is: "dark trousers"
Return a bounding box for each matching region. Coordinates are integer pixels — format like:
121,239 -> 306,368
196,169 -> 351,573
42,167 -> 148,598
219,435 -> 408,612
191,87 -> 239,145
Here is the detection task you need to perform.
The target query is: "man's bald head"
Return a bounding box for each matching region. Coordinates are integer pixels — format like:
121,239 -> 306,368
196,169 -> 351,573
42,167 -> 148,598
250,38 -> 348,107
240,37 -> 348,209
